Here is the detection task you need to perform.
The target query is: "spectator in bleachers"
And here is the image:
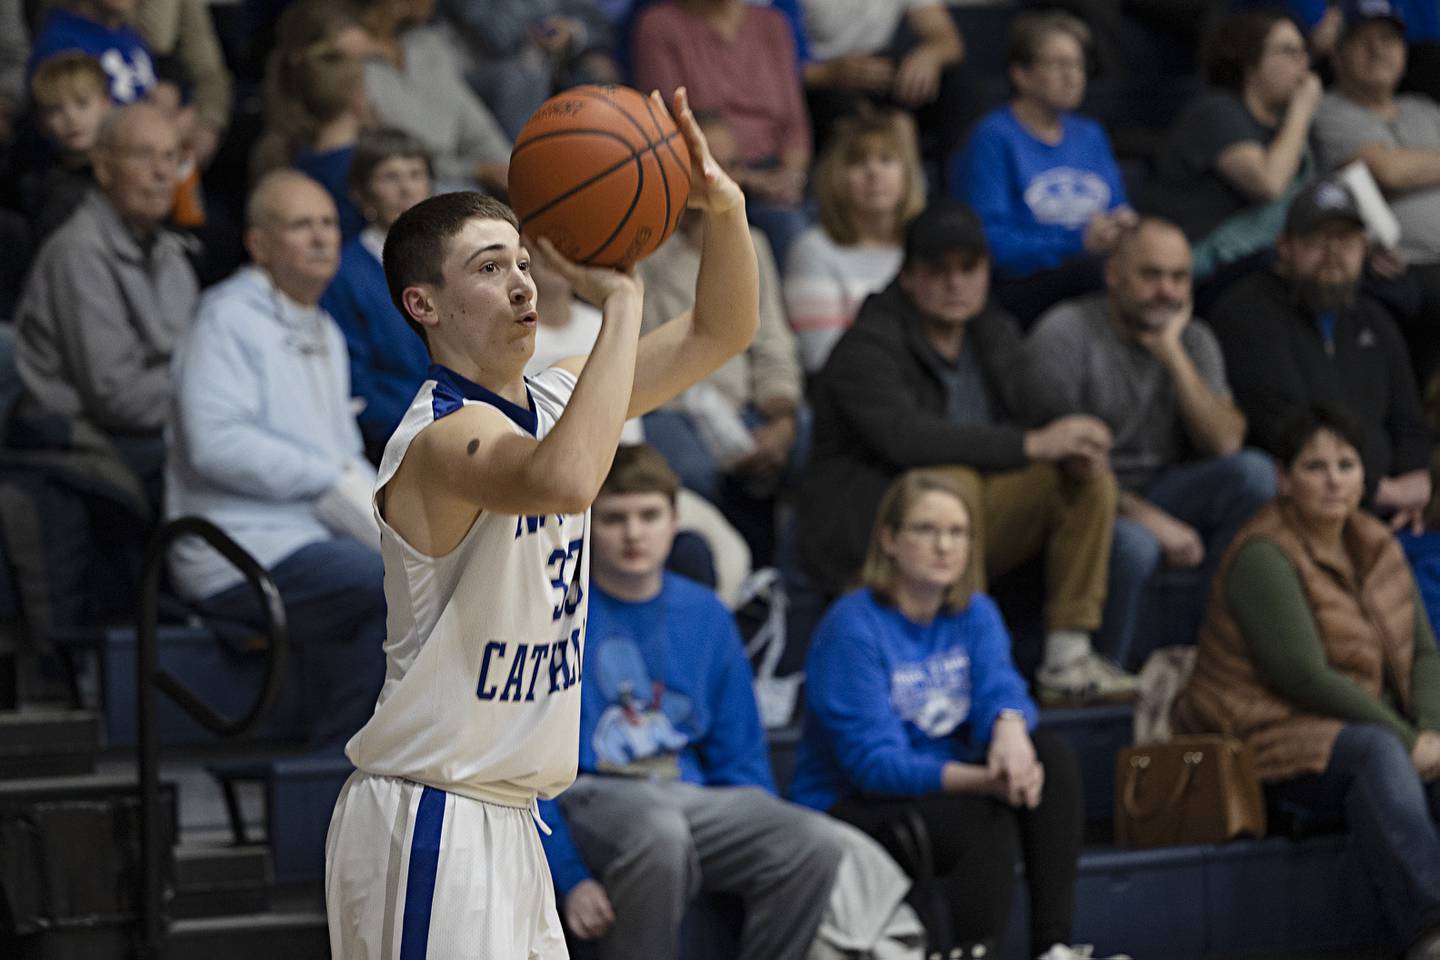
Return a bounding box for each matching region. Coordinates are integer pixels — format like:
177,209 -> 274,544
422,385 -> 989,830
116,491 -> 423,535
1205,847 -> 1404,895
165,170 -> 384,748
1153,9 -> 1321,294
133,0 -> 234,171
15,102 -> 197,496
252,0 -> 371,239
783,110 -> 923,375
953,10 -> 1136,328
632,0 -> 811,265
637,115 -> 804,565
537,444 -> 912,960
1311,0 -> 1440,383
320,127 -> 431,461
1210,178 -> 1433,533
439,0 -> 618,140
1023,217 -> 1274,670
790,468 -> 1105,960
1174,404 -> 1440,960
29,0 -> 157,104
352,0 -> 510,195
799,199 -> 1134,705
23,52 -> 110,243
799,0 -> 970,163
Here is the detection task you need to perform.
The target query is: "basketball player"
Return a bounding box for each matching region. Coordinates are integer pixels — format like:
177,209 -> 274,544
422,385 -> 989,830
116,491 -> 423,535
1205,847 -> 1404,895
323,88 -> 758,959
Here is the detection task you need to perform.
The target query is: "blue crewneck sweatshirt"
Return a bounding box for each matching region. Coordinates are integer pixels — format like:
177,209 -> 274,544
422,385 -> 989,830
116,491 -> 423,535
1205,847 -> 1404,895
788,587 -> 1037,813
952,106 -> 1127,279
321,237 -> 430,452
30,8 -> 156,104
537,573 -> 772,895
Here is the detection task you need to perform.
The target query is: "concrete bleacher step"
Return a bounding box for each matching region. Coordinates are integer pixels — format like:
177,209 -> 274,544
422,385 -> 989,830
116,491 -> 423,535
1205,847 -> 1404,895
0,709 -> 101,778
172,843 -> 273,920
166,911 -> 329,960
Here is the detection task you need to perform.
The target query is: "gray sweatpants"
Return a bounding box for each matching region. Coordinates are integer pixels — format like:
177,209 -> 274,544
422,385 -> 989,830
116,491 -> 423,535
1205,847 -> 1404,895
559,776 -> 846,960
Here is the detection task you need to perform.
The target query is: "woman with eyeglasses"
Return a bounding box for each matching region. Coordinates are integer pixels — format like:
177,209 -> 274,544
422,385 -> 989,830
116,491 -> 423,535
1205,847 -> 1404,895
951,9 -> 1135,328
789,469 -> 1121,960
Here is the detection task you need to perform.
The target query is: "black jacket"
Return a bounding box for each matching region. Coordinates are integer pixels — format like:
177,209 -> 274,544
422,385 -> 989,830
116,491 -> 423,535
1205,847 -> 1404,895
1210,269 -> 1433,497
797,280 -> 1030,596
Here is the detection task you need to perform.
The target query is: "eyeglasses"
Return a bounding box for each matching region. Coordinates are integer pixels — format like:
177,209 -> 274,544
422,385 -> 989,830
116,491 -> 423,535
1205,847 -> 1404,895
1031,56 -> 1086,74
111,145 -> 181,167
1264,42 -> 1309,61
899,523 -> 971,545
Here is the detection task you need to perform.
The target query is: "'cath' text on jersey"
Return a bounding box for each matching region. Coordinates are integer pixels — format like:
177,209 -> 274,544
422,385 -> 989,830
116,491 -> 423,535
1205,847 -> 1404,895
477,626 -> 585,702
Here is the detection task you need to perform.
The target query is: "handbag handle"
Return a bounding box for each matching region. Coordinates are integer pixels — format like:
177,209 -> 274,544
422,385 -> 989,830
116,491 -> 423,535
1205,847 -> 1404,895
1122,749 -> 1203,821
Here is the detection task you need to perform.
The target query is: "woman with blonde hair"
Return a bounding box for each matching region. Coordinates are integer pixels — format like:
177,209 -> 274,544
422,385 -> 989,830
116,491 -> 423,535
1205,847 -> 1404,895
250,0 -> 373,238
790,469 -> 1116,960
782,109 -> 924,373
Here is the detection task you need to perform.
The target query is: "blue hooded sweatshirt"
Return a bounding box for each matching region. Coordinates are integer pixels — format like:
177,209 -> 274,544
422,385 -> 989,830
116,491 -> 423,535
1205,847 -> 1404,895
30,9 -> 156,104
321,234 -> 430,453
537,573 -> 773,896
788,587 -> 1037,813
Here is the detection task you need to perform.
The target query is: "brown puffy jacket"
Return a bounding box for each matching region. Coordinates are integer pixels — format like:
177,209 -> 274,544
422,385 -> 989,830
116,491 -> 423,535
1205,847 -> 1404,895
1173,501 -> 1415,782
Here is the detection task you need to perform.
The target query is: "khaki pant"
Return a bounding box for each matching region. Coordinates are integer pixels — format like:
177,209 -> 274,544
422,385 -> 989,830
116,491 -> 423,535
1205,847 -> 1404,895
939,463 -> 1115,633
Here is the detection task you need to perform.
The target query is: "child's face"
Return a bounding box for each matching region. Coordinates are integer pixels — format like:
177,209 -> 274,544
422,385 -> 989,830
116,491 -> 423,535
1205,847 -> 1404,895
39,86 -> 110,157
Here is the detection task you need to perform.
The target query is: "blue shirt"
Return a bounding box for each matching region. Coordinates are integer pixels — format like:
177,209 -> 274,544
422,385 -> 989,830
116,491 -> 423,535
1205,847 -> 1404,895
1231,0 -> 1440,43
788,587 -> 1037,813
29,9 -> 156,104
537,574 -> 772,894
320,237 -> 430,452
294,146 -> 364,243
953,106 -> 1128,279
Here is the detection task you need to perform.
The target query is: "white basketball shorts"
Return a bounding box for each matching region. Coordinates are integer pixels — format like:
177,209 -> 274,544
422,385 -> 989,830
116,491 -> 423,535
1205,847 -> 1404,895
325,772 -> 568,960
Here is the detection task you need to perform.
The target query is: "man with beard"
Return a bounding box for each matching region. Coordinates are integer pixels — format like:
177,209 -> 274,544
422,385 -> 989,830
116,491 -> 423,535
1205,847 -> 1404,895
1024,217 -> 1273,669
1210,178 -> 1433,533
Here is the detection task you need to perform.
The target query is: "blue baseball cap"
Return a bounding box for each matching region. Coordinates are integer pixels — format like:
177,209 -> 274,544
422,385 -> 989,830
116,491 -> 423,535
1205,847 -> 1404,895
1340,0 -> 1406,38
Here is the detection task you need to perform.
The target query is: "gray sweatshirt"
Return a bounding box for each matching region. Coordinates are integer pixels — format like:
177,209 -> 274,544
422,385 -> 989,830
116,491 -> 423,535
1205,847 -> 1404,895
165,266 -> 370,599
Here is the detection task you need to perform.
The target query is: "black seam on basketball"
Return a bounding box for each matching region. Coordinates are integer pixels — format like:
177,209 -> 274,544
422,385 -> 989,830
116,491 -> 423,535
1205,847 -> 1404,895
512,127 -> 634,156
641,95 -> 691,194
579,148 -> 646,264
638,98 -> 673,237
514,130 -> 687,224
514,148 -> 642,222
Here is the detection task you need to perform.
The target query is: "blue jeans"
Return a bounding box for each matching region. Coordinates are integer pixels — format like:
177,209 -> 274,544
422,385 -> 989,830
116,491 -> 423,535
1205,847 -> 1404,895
194,538 -> 387,749
1097,449 -> 1276,668
1267,724 -> 1440,948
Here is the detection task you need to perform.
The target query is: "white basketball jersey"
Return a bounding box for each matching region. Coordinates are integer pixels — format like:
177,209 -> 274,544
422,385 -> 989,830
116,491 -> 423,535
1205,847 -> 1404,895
345,364 -> 589,808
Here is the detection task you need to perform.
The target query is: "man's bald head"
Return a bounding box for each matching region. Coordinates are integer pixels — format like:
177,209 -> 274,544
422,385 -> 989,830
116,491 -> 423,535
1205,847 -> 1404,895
245,170 -> 341,305
93,103 -> 181,232
1109,216 -> 1189,270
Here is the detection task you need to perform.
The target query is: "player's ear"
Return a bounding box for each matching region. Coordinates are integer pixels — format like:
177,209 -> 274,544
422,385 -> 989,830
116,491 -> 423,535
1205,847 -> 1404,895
402,285 -> 438,329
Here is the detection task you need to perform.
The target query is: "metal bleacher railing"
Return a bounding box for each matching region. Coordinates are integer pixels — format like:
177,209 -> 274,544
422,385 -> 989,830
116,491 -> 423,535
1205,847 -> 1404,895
134,517 -> 290,959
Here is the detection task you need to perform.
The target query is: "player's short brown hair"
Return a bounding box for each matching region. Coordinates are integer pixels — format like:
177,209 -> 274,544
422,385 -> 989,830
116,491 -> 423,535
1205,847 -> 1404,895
383,192 -> 521,347
600,444 -> 681,506
30,51 -> 109,107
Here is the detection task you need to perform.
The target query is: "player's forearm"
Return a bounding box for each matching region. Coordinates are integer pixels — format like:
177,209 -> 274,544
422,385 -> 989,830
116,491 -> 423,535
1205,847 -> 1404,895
529,292 -> 643,511
692,206 -> 760,359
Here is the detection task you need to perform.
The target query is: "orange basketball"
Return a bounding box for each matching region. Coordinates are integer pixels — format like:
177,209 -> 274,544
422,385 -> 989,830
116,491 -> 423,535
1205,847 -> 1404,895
509,85 -> 692,269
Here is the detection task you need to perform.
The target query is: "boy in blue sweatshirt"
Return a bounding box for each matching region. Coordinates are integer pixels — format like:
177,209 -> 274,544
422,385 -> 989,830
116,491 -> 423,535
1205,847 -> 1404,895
537,444 -> 850,960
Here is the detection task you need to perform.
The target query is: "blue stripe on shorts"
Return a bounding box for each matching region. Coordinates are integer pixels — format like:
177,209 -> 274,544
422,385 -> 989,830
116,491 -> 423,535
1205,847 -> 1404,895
399,786 -> 446,959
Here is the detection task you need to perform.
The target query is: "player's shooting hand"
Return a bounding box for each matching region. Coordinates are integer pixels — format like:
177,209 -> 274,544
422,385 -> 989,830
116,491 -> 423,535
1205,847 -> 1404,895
532,236 -> 643,312
565,879 -> 616,940
657,87 -> 744,216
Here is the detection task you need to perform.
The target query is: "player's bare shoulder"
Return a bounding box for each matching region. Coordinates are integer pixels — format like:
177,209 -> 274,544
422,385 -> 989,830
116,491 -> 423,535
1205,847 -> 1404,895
381,403 -> 518,557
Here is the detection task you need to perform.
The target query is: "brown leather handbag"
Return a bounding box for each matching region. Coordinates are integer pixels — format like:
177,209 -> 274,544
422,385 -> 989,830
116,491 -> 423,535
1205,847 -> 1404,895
1115,734 -> 1266,848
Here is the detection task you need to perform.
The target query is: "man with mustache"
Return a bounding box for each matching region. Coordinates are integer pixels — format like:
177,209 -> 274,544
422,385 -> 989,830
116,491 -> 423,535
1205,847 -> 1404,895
164,169 -> 386,749
1210,178 -> 1433,535
1023,216 -> 1273,669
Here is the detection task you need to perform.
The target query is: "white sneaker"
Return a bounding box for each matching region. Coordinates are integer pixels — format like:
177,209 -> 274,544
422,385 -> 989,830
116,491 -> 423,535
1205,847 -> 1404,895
1036,652 -> 1140,707
1035,944 -> 1133,960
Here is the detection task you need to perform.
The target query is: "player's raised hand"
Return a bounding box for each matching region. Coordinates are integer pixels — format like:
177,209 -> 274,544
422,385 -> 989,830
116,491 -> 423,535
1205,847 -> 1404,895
654,87 -> 744,216
532,236 -> 643,312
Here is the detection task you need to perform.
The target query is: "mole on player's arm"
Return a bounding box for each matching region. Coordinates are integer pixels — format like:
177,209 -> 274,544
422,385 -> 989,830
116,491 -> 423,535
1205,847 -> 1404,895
467,439 -> 480,456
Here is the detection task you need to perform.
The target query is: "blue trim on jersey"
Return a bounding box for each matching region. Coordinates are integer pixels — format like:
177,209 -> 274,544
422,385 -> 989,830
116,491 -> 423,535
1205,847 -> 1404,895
399,786 -> 446,960
428,363 -> 538,435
